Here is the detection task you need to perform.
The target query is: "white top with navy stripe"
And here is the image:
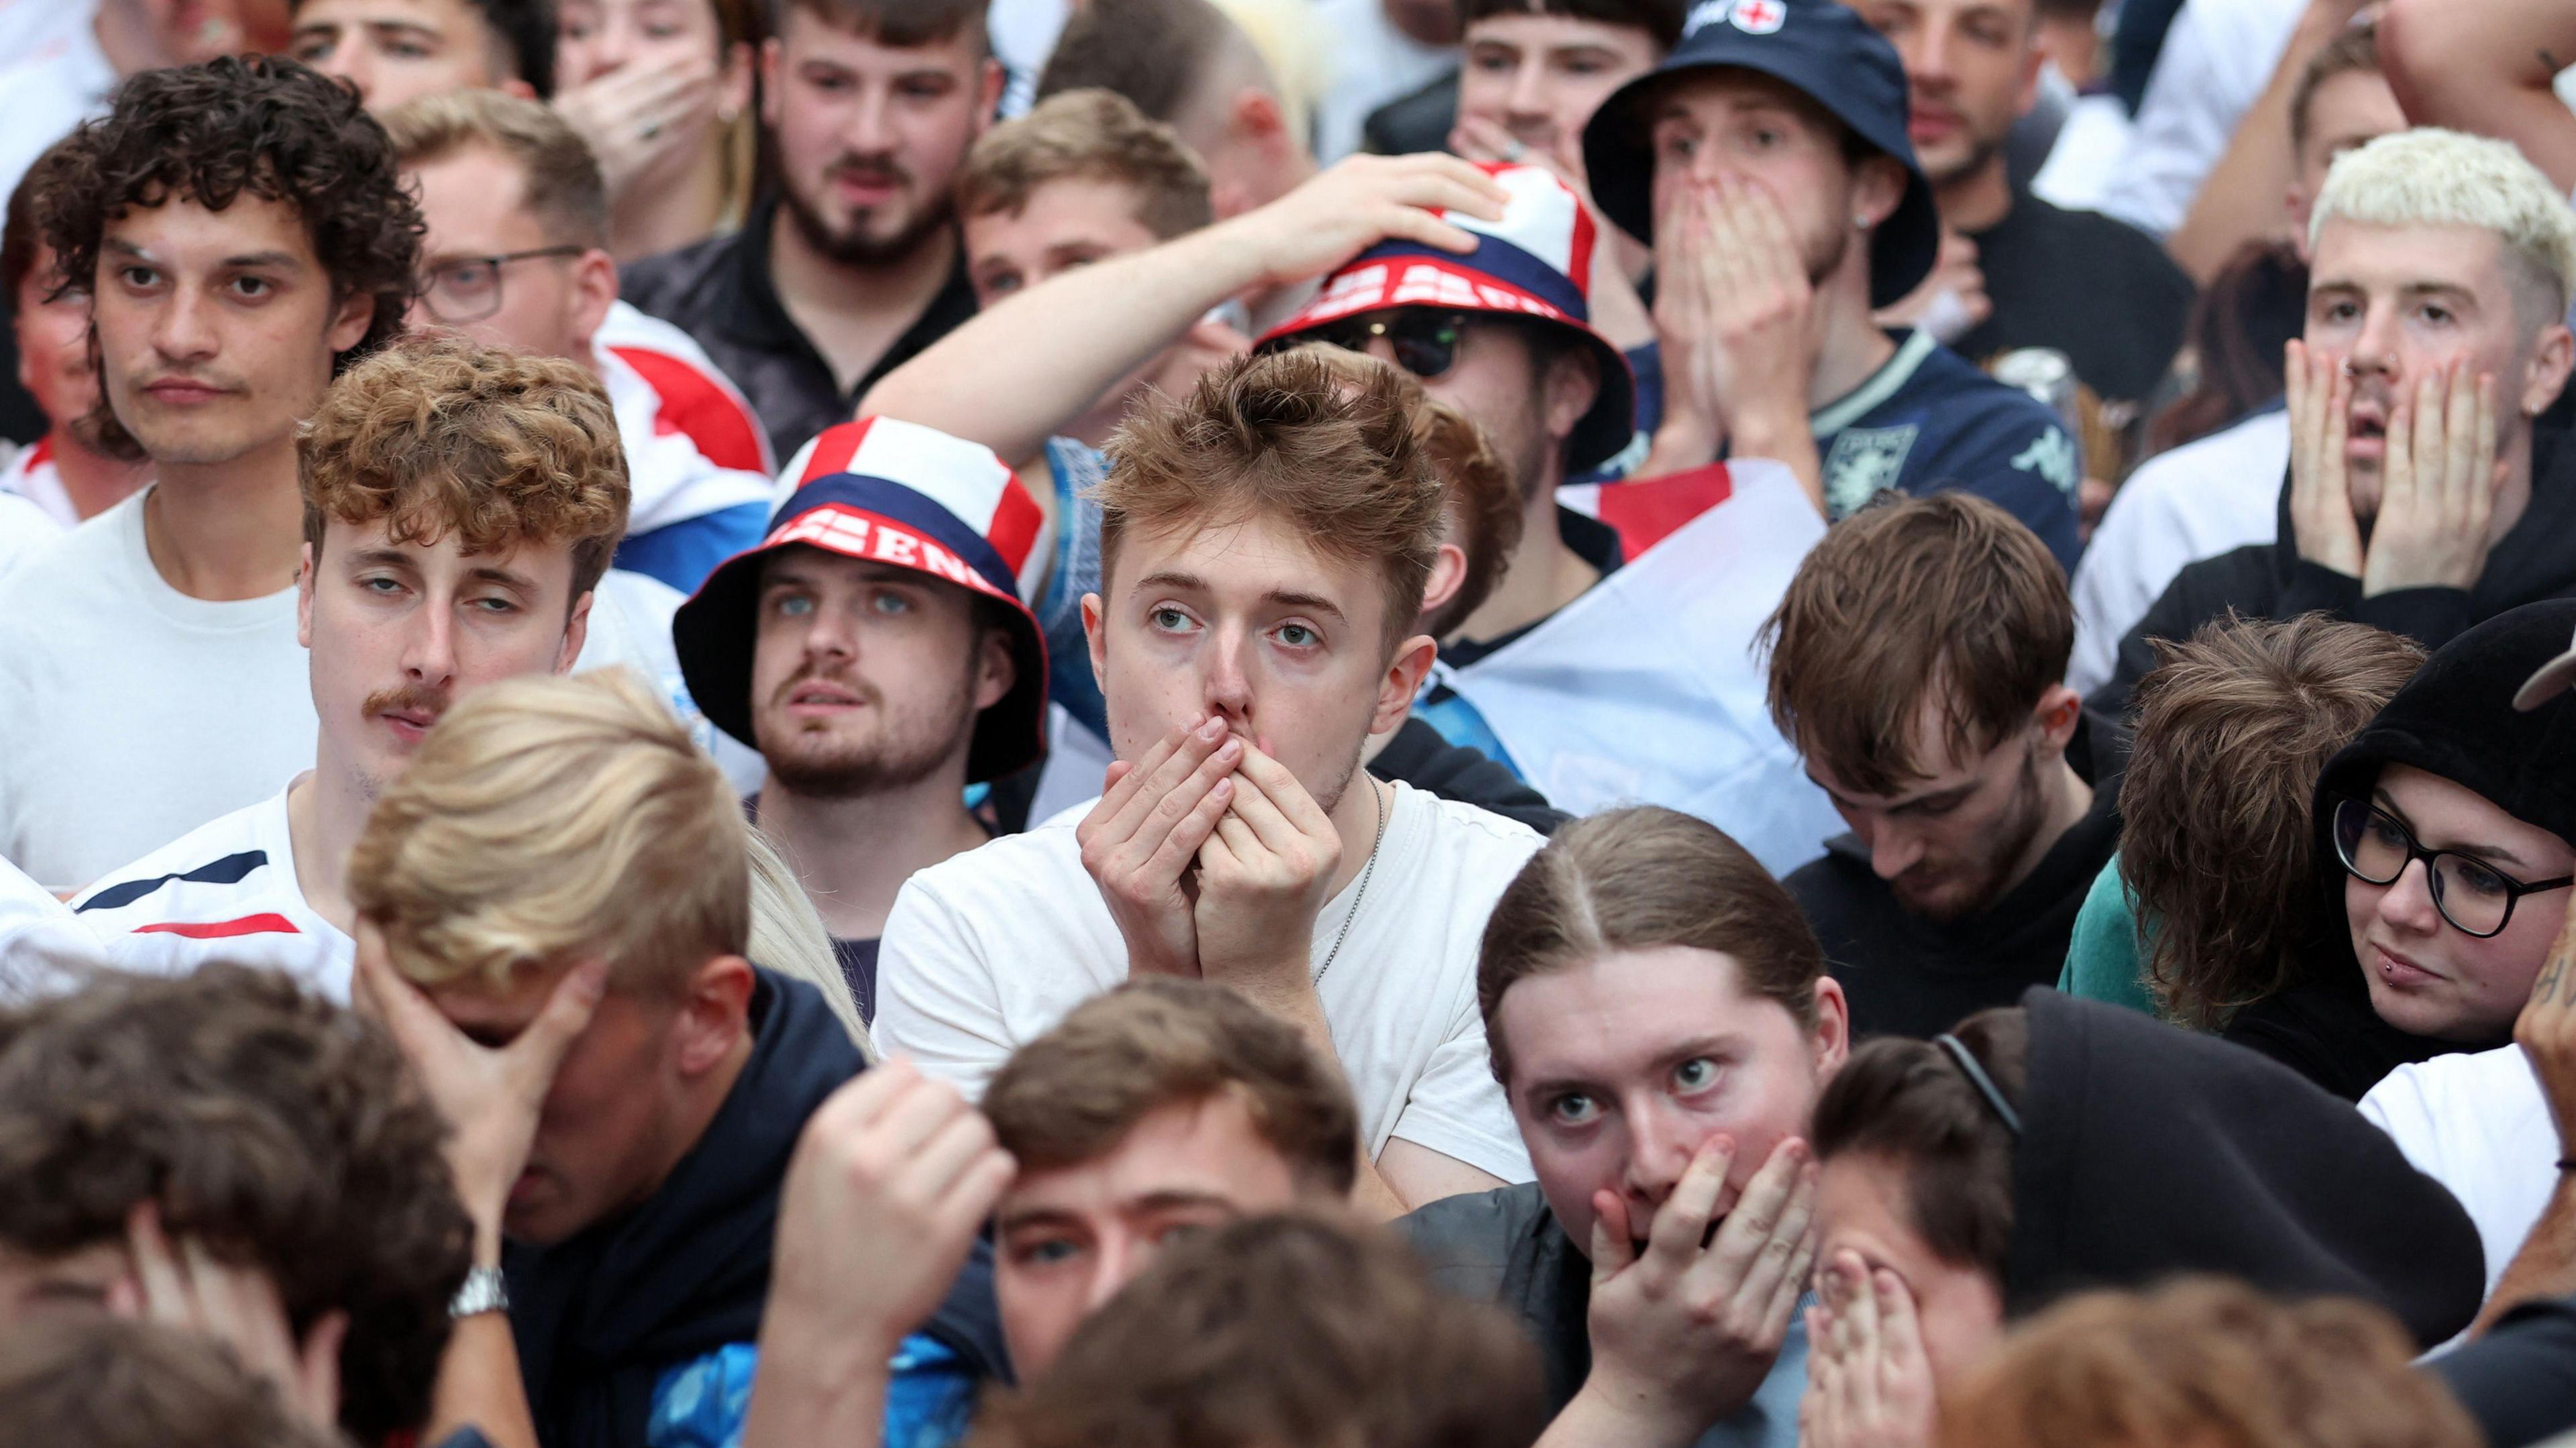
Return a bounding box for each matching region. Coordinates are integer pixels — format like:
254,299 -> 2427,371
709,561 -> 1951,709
70,781 -> 354,1000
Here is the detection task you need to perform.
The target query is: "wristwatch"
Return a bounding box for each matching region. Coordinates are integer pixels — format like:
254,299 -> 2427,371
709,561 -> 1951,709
450,1264 -> 510,1319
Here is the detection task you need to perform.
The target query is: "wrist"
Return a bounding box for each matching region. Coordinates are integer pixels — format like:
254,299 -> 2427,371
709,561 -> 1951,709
1570,1369 -> 1721,1448
1723,400 -> 1812,462
1650,412 -> 1721,471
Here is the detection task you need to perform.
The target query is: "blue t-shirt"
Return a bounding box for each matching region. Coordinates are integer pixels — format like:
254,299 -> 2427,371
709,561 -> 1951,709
1626,330 -> 2084,570
645,1333 -> 981,1448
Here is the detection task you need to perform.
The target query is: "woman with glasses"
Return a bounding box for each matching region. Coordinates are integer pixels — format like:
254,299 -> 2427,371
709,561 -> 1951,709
2220,600 -> 2576,1102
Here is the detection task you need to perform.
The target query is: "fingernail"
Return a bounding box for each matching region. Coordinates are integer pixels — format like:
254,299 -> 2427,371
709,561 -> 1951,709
1218,738 -> 1241,759
1198,716 -> 1226,741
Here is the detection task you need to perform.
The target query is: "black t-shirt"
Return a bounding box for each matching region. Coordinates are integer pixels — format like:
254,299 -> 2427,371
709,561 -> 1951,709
2435,1294 -> 2576,1447
1953,193 -> 2197,412
1787,715 -> 2129,1040
833,936 -> 881,1026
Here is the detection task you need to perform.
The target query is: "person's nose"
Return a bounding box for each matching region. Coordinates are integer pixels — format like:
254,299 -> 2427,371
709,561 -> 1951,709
1083,1232 -> 1144,1315
1906,19 -> 1957,93
150,284 -> 220,365
1201,622 -> 1256,734
402,602 -> 460,688
1866,818 -> 1925,883
323,44 -> 374,101
839,84 -> 898,157
1621,1097 -> 1701,1213
1504,59 -> 1550,124
2377,857 -> 2447,936
2349,304 -> 2404,382
586,15 -> 635,75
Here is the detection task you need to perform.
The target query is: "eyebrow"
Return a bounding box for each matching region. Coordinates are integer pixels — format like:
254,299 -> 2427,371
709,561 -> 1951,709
1523,1036 -> 1737,1098
1124,572 -> 1353,626
2370,789 -> 2534,871
347,547 -> 540,592
1805,769 -> 1977,814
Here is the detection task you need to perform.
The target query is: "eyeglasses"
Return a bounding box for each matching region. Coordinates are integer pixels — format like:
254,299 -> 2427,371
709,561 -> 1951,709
2330,796 -> 2574,938
417,246 -> 586,324
1305,310 -> 1474,380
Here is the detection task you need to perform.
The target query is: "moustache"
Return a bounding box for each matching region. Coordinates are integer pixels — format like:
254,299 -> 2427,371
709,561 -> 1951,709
827,156 -> 912,189
769,664 -> 882,711
364,681 -> 453,726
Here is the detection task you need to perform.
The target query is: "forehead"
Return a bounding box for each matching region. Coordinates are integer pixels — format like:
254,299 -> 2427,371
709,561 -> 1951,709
1651,67 -> 1836,130
409,146 -> 540,237
778,8 -> 979,68
1869,0 -> 2032,26
1111,510 -> 1387,616
1497,946 -> 1799,1077
1002,1095 -> 1293,1213
297,0 -> 485,34
1464,9 -> 1662,50
2376,763 -> 2571,855
964,176 -> 1161,252
2302,68 -> 2402,142
101,193 -> 318,268
1808,693 -> 1996,805
321,513 -> 572,573
2310,220 -> 2512,296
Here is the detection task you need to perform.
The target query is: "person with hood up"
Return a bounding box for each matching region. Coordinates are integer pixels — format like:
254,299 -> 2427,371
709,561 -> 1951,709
2220,598 -> 2576,1103
1791,987 -> 2485,1448
2092,125 -> 2576,719
347,669 -> 1007,1448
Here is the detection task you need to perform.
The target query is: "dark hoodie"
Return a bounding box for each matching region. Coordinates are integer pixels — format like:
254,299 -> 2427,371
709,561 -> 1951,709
2222,599 -> 2576,1101
2007,988 -> 2484,1347
2092,391 -> 2576,719
504,969 -> 1009,1448
1368,718 -> 1570,836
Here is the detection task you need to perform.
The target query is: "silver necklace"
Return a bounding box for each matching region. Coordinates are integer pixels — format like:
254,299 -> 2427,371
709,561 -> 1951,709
1314,779 -> 1389,985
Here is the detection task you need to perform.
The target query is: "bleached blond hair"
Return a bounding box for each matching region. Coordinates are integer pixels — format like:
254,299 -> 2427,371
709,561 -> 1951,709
349,668 -> 749,995
2310,127 -> 2576,329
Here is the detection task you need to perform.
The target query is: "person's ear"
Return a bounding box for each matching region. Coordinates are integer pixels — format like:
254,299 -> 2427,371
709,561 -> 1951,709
555,589 -> 594,672
1082,591 -> 1109,698
1542,345 -> 1601,447
673,954 -> 758,1076
973,55 -> 1005,133
2012,35 -> 2045,119
1809,974 -> 1851,1076
296,540 -> 317,651
975,624 -> 1017,712
1854,154 -> 1907,231
2031,681 -> 2082,755
2523,322 -> 2574,420
325,290 -> 375,357
1373,633 -> 1438,736
1418,539 -> 1468,629
2285,181 -> 2315,260
568,248 -> 619,349
759,38 -> 787,129
718,39 -> 756,118
1231,87 -> 1284,149
501,77 -> 538,101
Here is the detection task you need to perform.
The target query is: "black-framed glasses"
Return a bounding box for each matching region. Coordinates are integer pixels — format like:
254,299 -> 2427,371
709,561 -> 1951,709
417,246 -> 586,324
1305,310 -> 1474,380
2330,796 -> 2574,938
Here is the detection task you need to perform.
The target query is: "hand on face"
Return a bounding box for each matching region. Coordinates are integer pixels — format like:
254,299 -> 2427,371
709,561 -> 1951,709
554,49 -> 722,194
1232,153 -> 1508,292
1079,715 -> 1244,978
1192,742 -> 1346,990
1654,177 -> 1819,455
2359,359 -> 2504,596
2286,339 -> 2367,577
761,1060 -> 1016,1370
1799,1249 -> 1939,1448
2514,899 -> 2576,1158
350,920 -> 606,1258
109,1201 -> 346,1433
1578,1133 -> 1820,1442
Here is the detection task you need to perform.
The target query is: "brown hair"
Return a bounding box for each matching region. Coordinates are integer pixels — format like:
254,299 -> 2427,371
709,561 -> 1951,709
1478,805 -> 1825,1086
0,964 -> 472,1444
1939,1277 -> 2481,1448
0,1317 -> 347,1448
1035,0 -> 1238,126
2120,613 -> 2424,1030
1811,1007 -> 2028,1283
956,89 -> 1213,241
299,334 -> 631,606
969,1213 -> 1546,1448
2289,21 -> 2381,160
1097,348 -> 1443,656
382,89 -> 611,249
349,669 -> 751,996
1763,492 -> 2072,797
784,0 -> 986,49
982,979 -> 1359,1196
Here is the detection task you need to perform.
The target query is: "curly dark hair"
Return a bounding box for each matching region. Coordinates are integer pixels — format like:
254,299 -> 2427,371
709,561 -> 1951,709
32,55 -> 423,456
0,964 -> 472,1445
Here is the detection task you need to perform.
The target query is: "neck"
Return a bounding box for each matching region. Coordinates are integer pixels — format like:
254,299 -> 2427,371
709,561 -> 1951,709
1321,770 -> 1393,903
44,428 -> 150,520
612,145 -> 731,262
1935,154 -> 2014,235
1452,468 -> 1595,644
140,441 -> 305,600
1809,254 -> 1901,412
2494,429 -> 2541,540
91,0 -> 172,76
767,209 -> 955,320
756,766 -> 987,942
286,763 -> 366,934
1998,755 -> 2092,902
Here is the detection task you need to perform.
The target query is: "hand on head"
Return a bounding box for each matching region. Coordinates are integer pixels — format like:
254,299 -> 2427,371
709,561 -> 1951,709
1799,1249 -> 1938,1448
108,1201 -> 346,1434
1231,154 -> 1509,293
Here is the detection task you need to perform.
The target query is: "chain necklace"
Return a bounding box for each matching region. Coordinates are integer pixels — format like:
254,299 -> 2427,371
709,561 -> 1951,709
1314,778 -> 1389,985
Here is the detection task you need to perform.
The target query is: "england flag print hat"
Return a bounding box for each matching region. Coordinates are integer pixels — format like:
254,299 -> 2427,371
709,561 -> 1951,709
672,416 -> 1051,783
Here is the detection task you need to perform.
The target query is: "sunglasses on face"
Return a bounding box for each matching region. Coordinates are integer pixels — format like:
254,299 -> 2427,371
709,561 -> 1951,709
2331,796 -> 2575,939
1305,311 -> 1476,380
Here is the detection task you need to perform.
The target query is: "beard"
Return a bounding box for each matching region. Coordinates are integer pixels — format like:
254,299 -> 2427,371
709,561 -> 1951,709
1921,134 -> 2004,191
1892,747 -> 2051,923
781,159 -> 955,269
756,661 -> 979,799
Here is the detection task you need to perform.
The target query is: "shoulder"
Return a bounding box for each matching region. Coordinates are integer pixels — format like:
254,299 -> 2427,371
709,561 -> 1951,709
887,814 -> 1099,953
69,795 -> 288,924
619,235 -> 737,314
1394,784 -> 1545,895
595,301 -> 773,475
0,497 -> 131,617
1397,1180 -> 1553,1277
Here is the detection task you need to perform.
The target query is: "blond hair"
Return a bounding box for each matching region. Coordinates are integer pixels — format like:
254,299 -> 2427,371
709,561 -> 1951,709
2311,127 -> 2576,328
957,89 -> 1213,239
380,89 -> 610,249
299,335 -> 631,604
347,669 -> 749,995
745,828 -> 876,1058
1098,349 -> 1442,655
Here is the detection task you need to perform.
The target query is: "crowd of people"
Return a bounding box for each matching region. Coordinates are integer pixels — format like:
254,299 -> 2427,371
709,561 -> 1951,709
1,0 -> 2575,1442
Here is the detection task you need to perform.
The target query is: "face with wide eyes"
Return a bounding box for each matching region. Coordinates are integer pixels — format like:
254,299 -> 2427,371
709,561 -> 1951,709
994,1093 -> 1311,1380
1494,944 -> 1847,1260
2344,763 -> 2576,1044
1454,11 -> 1661,182
1644,69 -> 1899,288
1813,1151 -> 2007,1385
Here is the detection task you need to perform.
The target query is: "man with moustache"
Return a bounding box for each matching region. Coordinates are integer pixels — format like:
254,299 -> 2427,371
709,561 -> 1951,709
671,415 -> 1047,1023
72,337 -> 636,1001
621,0 -> 999,463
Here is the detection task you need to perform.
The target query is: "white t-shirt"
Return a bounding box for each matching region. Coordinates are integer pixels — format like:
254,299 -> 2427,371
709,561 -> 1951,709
1311,0 -> 1456,162
2096,0 -> 2302,239
68,782 -> 355,999
0,852 -> 106,999
877,780 -> 1540,1182
0,15 -> 114,222
1,439 -> 82,528
2068,406 -> 2288,697
2361,1044 -> 2555,1304
0,486 -> 59,583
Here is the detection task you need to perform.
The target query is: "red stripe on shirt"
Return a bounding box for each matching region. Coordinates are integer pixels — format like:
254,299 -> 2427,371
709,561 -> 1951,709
134,913 -> 303,939
606,345 -> 775,474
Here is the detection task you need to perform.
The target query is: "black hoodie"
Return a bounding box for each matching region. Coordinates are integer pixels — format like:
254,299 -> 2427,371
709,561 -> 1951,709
2092,391 -> 2576,720
2006,988 -> 2485,1347
504,969 -> 1009,1448
2223,598 -> 2576,1100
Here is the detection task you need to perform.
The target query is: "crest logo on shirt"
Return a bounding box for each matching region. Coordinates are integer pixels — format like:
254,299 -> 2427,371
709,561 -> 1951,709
1683,0 -> 1788,38
1822,425 -> 1918,518
2010,426 -> 2082,496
